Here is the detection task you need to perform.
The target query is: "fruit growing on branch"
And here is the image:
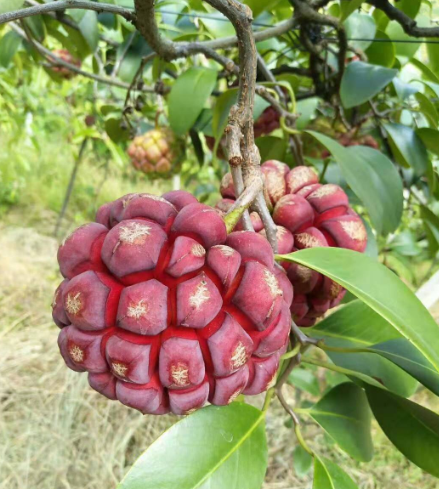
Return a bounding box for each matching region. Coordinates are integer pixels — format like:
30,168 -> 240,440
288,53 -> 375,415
53,191 -> 293,415
50,49 -> 81,79
127,128 -> 182,178
218,162 -> 367,326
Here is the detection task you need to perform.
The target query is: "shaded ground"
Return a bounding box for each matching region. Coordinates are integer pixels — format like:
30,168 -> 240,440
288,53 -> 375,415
1,219 -> 438,489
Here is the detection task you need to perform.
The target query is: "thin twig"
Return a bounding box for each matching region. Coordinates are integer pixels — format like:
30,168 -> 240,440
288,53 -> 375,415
10,23 -> 156,93
0,0 -> 135,25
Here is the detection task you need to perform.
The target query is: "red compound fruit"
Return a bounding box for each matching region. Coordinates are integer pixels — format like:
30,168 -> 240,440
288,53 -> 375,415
127,128 -> 182,178
53,191 -> 293,415
50,49 -> 81,79
217,162 -> 367,327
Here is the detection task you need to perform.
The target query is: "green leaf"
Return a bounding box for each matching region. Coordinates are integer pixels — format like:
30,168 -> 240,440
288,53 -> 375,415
306,132 -> 403,235
24,15 -> 46,42
411,57 -> 439,84
117,403 -> 267,489
78,10 -> 99,52
313,456 -> 358,489
0,31 -> 21,67
309,300 -> 418,397
396,0 -> 421,19
427,38 -> 439,74
288,367 -> 321,396
212,88 -> 268,140
415,92 -> 438,128
366,386 -> 439,477
417,128 -> 439,156
386,21 -> 421,60
0,0 -> 24,14
384,123 -> 429,176
169,67 -> 217,136
340,61 -> 397,108
393,78 -> 419,100
277,248 -> 439,376
293,445 -> 313,478
365,30 -> 395,68
339,0 -> 363,21
296,97 -> 319,130
256,136 -> 286,162
308,383 -> 373,462
420,205 -> 439,255
370,339 -> 439,396
344,13 -> 376,51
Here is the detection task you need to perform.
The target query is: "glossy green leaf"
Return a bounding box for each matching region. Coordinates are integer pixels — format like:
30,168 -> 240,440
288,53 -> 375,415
339,0 -> 363,21
366,386 -> 439,477
78,10 -> 99,52
169,67 -> 217,136
344,13 -> 376,51
313,456 -> 358,489
293,445 -> 313,478
308,383 -> 373,461
309,301 -> 418,397
365,30 -> 395,67
288,367 -> 320,396
0,31 -> 22,68
384,123 -> 429,176
277,248 -> 439,376
417,128 -> 439,156
306,132 -> 403,235
340,61 -> 397,108
117,403 -> 267,489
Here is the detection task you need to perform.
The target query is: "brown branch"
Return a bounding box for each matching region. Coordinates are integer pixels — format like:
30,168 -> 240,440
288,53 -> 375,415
367,0 -> 439,37
0,0 -> 135,25
271,65 -> 312,77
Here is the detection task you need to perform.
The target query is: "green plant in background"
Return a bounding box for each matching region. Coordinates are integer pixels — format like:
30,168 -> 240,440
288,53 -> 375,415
2,0 -> 439,488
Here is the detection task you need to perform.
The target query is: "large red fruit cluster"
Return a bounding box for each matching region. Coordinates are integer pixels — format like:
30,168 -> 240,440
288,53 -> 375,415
127,128 -> 181,178
52,191 -> 293,415
51,49 -> 81,79
217,161 -> 367,326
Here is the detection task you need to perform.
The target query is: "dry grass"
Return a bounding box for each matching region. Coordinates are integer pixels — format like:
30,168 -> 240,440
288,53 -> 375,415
1,221 -> 438,489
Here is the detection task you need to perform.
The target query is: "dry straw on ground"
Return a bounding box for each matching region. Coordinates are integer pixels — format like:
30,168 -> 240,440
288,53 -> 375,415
0,223 -> 438,489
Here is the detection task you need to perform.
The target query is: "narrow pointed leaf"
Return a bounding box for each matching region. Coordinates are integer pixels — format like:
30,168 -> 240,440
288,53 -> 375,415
366,386 -> 439,478
313,456 -> 359,489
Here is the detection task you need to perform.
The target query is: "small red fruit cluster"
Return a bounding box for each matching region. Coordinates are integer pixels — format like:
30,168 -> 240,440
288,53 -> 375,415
53,191 -> 293,415
217,161 -> 367,326
127,128 -> 181,178
51,49 -> 81,79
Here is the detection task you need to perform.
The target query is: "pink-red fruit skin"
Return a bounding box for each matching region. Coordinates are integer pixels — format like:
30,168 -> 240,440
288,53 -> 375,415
54,193 -> 291,415
219,163 -> 367,325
